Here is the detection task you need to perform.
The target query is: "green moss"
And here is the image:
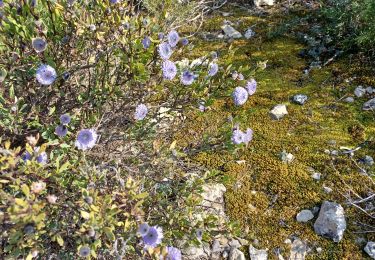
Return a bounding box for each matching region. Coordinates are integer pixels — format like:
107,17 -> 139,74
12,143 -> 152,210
177,6 -> 375,259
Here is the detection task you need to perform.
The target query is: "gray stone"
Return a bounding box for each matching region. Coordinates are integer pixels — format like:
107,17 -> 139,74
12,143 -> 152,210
249,245 -> 268,260
244,28 -> 256,39
290,238 -> 307,260
229,239 -> 241,249
269,104 -> 288,120
365,241 -> 375,259
201,183 -> 226,217
182,243 -> 211,260
221,24 -> 242,39
344,96 -> 355,103
280,151 -> 294,163
313,201 -> 347,242
363,98 -> 375,111
361,155 -> 374,166
296,210 -> 314,223
366,87 -> 374,94
293,94 -> 308,105
212,239 -> 221,253
354,86 -> 366,98
254,0 -> 274,7
229,248 -> 246,260
323,186 -> 333,193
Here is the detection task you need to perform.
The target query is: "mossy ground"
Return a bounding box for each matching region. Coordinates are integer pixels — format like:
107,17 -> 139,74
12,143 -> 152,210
177,5 -> 375,260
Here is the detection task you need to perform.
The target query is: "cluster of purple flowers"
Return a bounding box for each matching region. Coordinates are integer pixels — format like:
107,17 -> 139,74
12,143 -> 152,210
232,78 -> 257,106
55,114 -> 71,137
231,127 -> 253,145
138,223 -> 163,248
22,146 -> 48,165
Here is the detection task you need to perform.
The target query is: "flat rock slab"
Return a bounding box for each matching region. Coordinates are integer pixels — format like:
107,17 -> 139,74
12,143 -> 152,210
313,201 -> 347,242
221,24 -> 242,39
363,98 -> 375,111
249,245 -> 268,260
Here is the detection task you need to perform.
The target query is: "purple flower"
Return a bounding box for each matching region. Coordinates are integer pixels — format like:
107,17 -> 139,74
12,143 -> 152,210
232,87 -> 249,106
162,60 -> 177,80
232,87 -> 248,106
55,125 -> 68,137
142,36 -> 151,49
199,104 -> 206,112
208,63 -> 218,76
79,246 -> 91,257
158,42 -> 173,60
158,32 -> 164,40
134,104 -> 148,120
231,130 -> 245,145
167,30 -> 179,47
167,246 -> 182,260
243,128 -> 253,144
32,38 -> 47,53
245,78 -> 257,95
180,70 -> 195,85
138,223 -> 150,236
75,129 -> 98,150
36,151 -> 48,164
60,114 -> 71,125
36,64 -> 57,85
181,38 -> 189,46
110,0 -> 120,3
23,147 -> 48,164
142,226 -> 163,248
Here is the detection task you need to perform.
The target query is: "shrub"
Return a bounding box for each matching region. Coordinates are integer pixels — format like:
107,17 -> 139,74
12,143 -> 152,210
0,0 -> 245,258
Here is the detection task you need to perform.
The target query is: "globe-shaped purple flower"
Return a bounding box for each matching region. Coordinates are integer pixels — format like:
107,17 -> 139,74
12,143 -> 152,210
167,246 -> 182,260
245,78 -> 257,95
181,38 -> 189,46
36,64 -> 57,85
232,87 -> 248,106
60,114 -> 71,125
208,63 -> 218,76
142,226 -> 163,248
75,129 -> 98,150
162,60 -> 177,80
138,223 -> 150,236
231,129 -> 245,145
167,30 -> 179,47
36,150 -> 48,164
181,70 -> 195,85
32,38 -> 47,53
243,128 -> 253,144
55,125 -> 68,137
142,36 -> 151,49
78,245 -> 91,257
134,104 -> 148,120
158,42 -> 173,60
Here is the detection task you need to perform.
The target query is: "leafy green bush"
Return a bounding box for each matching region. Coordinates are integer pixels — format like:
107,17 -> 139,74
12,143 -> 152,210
320,0 -> 375,52
0,0 -> 246,259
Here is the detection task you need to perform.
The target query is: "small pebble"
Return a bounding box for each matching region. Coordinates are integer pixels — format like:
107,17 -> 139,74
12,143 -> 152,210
344,96 -> 355,103
296,209 -> 314,222
323,186 -> 333,193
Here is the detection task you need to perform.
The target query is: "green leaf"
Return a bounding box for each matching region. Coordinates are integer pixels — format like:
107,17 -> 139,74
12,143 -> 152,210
21,184 -> 30,197
103,227 -> 115,241
80,211 -> 90,220
56,234 -> 64,246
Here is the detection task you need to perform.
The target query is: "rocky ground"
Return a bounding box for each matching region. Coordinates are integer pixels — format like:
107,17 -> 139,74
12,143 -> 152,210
176,2 -> 375,259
